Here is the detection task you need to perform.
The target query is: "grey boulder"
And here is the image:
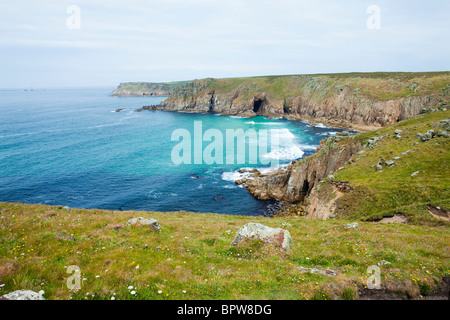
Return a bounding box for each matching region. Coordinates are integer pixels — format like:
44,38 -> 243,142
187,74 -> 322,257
231,222 -> 293,251
126,217 -> 161,232
1,290 -> 45,300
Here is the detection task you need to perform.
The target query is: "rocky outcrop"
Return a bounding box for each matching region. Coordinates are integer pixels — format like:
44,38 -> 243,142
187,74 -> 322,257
244,136 -> 362,203
231,222 -> 293,251
126,217 -> 161,232
149,74 -> 448,130
112,82 -> 182,97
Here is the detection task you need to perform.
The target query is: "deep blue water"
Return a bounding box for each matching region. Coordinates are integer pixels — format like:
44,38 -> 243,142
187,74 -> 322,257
0,88 -> 349,215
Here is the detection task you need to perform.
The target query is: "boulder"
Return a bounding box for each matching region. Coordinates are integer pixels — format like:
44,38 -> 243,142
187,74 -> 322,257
231,222 -> 293,251
385,160 -> 395,166
126,217 -> 160,232
344,222 -> 359,229
1,290 -> 45,300
437,130 -> 449,138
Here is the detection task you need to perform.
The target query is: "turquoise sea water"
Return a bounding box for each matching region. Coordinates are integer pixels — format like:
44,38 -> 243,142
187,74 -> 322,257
0,88 -> 350,215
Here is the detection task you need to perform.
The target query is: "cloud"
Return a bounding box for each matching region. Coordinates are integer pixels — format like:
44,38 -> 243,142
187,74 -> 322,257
0,0 -> 448,87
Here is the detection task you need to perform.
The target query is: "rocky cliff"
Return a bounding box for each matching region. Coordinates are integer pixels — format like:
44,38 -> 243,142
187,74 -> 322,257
153,72 -> 449,130
242,133 -> 363,203
112,81 -> 186,97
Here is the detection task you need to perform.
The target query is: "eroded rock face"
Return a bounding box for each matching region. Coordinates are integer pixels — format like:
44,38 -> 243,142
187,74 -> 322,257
1,290 -> 45,300
156,78 -> 441,130
245,137 -> 362,203
126,217 -> 161,232
231,222 -> 293,251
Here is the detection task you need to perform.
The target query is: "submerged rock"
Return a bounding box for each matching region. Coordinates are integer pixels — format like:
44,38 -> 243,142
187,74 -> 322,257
231,222 -> 293,251
126,217 -> 160,232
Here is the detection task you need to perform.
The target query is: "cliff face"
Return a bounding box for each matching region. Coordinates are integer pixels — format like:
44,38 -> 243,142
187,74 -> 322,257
112,82 -> 185,97
244,136 -> 362,203
156,73 -> 449,130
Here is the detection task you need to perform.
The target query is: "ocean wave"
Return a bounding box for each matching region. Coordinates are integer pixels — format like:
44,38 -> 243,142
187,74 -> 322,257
221,170 -> 252,182
262,145 -> 305,160
309,123 -> 327,128
223,185 -> 237,189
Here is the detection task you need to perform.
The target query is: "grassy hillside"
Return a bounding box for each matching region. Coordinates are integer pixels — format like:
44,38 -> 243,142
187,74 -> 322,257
311,109 -> 450,225
0,202 -> 448,300
202,71 -> 450,101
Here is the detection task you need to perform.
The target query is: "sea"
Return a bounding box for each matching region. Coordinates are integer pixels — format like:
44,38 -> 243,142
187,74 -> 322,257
0,87 -> 350,216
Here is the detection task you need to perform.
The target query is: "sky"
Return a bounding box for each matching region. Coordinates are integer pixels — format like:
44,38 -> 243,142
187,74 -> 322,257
0,0 -> 449,88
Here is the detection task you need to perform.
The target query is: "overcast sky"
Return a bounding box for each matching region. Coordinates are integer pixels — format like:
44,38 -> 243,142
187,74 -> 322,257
0,0 -> 449,88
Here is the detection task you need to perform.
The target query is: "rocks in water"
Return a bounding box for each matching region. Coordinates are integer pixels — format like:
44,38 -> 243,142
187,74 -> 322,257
235,178 -> 248,185
213,194 -> 226,201
115,108 -> 126,112
297,266 -> 337,277
1,290 -> 45,300
344,222 -> 359,229
126,217 -> 161,232
231,222 -> 293,251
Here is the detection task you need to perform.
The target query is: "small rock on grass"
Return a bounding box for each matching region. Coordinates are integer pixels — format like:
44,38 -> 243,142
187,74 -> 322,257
231,222 -> 293,251
0,290 -> 45,300
126,217 -> 161,232
344,222 -> 359,229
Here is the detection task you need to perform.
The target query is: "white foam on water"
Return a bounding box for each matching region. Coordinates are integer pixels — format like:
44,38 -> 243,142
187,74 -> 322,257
221,170 -> 253,182
245,121 -> 256,124
230,115 -> 250,119
262,145 -> 305,160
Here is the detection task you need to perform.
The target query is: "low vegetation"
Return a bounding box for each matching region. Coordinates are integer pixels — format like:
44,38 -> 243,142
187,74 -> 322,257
328,109 -> 450,225
0,201 -> 448,300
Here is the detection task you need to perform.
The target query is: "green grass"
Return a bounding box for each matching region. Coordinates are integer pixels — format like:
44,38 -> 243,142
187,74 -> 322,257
0,202 -> 448,300
199,71 -> 450,102
324,109 -> 450,225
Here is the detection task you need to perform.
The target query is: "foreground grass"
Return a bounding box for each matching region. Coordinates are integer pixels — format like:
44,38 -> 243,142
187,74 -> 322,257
0,202 -> 448,300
